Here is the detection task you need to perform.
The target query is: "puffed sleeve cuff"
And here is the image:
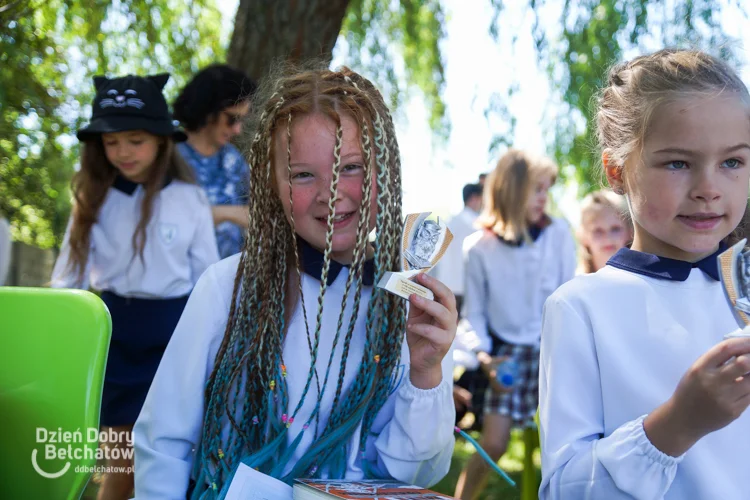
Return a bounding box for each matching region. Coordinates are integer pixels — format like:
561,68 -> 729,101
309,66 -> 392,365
399,375 -> 451,400
597,415 -> 683,496
379,375 -> 454,461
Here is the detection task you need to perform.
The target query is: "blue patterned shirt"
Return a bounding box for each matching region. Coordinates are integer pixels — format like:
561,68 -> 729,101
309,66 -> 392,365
177,142 -> 249,259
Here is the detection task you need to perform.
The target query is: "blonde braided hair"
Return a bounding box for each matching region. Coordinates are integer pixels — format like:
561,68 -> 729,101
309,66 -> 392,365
192,65 -> 407,496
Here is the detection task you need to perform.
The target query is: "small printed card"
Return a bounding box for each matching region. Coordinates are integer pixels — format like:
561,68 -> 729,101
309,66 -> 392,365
224,463 -> 293,500
718,238 -> 750,338
377,212 -> 453,301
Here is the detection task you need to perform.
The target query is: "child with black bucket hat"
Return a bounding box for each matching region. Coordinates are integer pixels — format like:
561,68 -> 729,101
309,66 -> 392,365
51,73 -> 220,499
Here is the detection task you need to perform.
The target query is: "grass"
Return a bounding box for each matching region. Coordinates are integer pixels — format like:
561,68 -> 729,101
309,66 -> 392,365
431,428 -> 541,499
81,428 -> 540,499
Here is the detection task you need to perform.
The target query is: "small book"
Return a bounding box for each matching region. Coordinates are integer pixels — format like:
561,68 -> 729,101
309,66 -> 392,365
293,479 -> 455,499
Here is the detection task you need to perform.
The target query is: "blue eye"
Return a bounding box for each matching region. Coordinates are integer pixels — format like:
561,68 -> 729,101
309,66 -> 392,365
666,161 -> 688,170
722,158 -> 742,169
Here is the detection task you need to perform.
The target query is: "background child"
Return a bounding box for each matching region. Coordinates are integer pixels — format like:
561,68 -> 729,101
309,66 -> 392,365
576,189 -> 631,274
540,49 -> 750,499
51,73 -> 219,500
454,150 -> 576,500
134,66 -> 458,499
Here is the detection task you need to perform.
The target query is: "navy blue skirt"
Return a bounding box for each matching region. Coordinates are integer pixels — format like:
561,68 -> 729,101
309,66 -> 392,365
100,291 -> 189,427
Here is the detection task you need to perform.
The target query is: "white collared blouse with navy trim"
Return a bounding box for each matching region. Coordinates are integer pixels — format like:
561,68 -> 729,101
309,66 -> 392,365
539,244 -> 749,499
462,216 -> 577,349
133,251 -> 456,498
51,177 -> 220,298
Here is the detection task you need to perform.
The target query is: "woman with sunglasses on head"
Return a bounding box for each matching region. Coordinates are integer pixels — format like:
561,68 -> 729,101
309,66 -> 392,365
174,64 -> 258,259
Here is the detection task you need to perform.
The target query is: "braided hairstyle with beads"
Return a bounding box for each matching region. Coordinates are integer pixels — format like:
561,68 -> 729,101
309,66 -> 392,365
192,65 -> 407,496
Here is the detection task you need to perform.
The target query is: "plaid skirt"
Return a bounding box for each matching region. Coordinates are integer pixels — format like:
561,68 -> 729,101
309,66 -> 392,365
483,338 -> 540,427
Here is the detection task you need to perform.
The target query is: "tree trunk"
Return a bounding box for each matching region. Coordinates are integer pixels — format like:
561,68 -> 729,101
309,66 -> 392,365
227,0 -> 351,82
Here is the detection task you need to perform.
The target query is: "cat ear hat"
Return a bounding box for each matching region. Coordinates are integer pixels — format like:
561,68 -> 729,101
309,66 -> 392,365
77,73 -> 186,142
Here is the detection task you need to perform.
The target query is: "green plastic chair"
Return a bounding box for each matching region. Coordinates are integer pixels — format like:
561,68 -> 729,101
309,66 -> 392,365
0,287 -> 111,500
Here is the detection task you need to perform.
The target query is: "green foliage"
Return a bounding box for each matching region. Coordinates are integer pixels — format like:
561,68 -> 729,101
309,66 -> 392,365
0,0 -> 223,248
488,0 -> 746,194
340,0 -> 449,138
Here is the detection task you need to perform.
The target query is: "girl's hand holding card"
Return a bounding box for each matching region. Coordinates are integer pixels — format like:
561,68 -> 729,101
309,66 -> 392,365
406,272 -> 457,389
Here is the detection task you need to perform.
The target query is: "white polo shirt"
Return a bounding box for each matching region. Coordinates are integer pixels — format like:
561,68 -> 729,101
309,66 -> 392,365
51,176 -> 219,298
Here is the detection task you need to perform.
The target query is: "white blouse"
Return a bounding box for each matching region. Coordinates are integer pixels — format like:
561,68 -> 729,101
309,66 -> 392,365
51,178 -> 219,298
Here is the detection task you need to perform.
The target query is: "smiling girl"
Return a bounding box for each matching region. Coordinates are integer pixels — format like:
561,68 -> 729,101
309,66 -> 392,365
540,49 -> 750,499
51,73 -> 219,499
133,66 -> 457,499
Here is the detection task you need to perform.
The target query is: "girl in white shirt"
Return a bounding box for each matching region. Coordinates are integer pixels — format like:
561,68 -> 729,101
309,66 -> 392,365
51,73 -> 219,500
454,150 -> 576,499
576,189 -> 631,274
540,48 -> 750,499
133,66 -> 458,499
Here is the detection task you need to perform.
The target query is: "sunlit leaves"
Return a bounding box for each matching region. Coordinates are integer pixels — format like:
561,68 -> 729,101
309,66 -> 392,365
487,0 -> 743,194
341,0 -> 448,138
0,0 -> 223,247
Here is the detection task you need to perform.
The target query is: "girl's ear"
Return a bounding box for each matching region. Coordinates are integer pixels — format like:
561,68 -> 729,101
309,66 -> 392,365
603,150 -> 625,195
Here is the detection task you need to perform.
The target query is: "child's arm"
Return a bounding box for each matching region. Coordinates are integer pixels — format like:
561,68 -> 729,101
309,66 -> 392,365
366,338 -> 455,487
539,293 -> 682,499
50,217 -> 91,289
365,273 -> 457,487
189,191 -> 221,283
133,261 -> 228,499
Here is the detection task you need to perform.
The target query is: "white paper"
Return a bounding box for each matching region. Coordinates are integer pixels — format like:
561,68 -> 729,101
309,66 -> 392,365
725,324 -> 750,339
377,271 -> 434,301
224,463 -> 293,500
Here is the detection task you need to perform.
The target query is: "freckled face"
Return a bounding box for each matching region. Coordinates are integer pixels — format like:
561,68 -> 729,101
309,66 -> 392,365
622,95 -> 750,261
273,113 -> 378,264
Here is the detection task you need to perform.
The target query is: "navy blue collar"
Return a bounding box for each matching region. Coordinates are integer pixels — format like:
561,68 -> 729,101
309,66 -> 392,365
112,175 -> 173,196
498,224 -> 545,247
607,242 -> 727,282
113,175 -> 138,195
298,238 -> 375,286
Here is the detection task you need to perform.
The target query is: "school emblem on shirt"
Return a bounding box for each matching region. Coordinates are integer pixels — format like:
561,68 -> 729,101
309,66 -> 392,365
159,223 -> 178,246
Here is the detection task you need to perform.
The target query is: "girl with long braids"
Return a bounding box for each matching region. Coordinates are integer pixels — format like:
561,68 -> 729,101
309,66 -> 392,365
133,66 -> 457,498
